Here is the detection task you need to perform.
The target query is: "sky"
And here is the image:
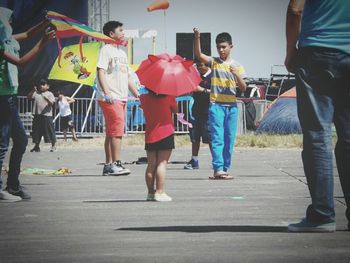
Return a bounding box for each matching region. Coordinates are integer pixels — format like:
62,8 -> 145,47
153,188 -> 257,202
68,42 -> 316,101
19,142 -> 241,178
110,0 -> 290,78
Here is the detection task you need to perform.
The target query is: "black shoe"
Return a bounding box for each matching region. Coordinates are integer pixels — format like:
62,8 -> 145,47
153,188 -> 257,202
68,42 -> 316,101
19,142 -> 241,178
6,185 -> 31,200
30,147 -> 40,152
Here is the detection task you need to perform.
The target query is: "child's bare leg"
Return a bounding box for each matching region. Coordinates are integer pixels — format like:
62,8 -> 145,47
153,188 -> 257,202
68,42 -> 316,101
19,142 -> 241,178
63,129 -> 68,141
155,149 -> 172,193
145,150 -> 157,194
110,136 -> 122,162
72,128 -> 78,141
104,136 -> 112,164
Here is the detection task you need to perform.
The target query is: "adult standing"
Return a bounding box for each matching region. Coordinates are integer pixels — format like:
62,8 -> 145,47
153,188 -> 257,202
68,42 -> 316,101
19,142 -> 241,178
0,7 -> 55,201
285,0 -> 350,232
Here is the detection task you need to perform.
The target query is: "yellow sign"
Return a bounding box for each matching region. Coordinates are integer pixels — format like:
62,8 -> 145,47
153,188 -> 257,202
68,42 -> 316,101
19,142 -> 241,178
49,42 -> 101,86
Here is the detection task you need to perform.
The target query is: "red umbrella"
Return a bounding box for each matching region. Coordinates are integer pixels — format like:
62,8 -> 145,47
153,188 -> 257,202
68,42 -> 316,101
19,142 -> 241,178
136,53 -> 202,96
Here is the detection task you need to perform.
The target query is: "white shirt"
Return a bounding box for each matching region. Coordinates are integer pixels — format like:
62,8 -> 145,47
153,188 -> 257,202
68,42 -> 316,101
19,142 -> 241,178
96,44 -> 130,101
58,97 -> 72,117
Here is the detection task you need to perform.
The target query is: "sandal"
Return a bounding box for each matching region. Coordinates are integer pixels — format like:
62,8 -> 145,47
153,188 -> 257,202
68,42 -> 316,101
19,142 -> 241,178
209,173 -> 233,180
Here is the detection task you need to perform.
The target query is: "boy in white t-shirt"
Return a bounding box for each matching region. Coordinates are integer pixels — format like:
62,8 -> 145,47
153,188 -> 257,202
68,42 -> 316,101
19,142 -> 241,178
57,91 -> 78,142
97,21 -> 139,176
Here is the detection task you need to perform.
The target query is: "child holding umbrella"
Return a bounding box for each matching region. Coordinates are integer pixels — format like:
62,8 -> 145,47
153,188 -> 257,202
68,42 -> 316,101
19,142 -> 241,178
140,88 -> 178,202
137,53 -> 201,201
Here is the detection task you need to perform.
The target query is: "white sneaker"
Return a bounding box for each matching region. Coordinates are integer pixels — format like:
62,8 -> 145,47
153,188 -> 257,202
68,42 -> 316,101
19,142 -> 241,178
110,161 -> 130,176
0,190 -> 22,202
154,192 -> 172,202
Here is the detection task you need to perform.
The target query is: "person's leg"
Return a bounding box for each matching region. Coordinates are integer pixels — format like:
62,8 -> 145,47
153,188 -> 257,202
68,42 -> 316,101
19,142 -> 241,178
7,98 -> 28,190
30,115 -> 40,151
333,52 -> 350,229
111,136 -> 122,162
63,128 -> 68,142
46,117 -> 56,151
71,127 -> 78,141
191,141 -> 200,157
155,149 -> 172,193
334,103 -> 350,230
208,104 -> 226,176
223,106 -> 238,173
4,96 -> 30,200
145,150 -> 157,195
0,96 -> 12,190
184,120 -> 200,169
289,47 -> 340,231
104,136 -> 112,164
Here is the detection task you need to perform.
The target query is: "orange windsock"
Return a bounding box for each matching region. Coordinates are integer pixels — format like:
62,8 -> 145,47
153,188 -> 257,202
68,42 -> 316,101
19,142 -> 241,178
147,0 -> 170,12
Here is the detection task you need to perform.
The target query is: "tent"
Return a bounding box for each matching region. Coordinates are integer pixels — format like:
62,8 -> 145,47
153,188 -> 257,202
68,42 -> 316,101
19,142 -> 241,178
256,87 -> 302,134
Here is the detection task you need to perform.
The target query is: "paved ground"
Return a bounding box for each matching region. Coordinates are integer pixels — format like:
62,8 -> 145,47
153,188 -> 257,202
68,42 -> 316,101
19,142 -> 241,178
1,141 -> 349,263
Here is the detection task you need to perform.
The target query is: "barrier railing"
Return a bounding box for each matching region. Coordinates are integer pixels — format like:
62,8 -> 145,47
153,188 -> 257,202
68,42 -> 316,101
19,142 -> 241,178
17,96 -> 248,136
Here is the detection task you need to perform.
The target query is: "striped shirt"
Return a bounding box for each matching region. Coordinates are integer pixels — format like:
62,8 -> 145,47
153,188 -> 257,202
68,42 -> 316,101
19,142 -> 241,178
208,57 -> 246,104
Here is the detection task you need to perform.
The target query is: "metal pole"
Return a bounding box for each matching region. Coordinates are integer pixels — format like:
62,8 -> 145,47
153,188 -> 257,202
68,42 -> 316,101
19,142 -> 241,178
80,90 -> 96,134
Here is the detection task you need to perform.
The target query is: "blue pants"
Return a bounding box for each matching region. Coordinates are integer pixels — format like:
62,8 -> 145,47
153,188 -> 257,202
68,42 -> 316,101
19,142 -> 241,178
296,47 -> 350,224
0,95 -> 28,190
208,103 -> 238,172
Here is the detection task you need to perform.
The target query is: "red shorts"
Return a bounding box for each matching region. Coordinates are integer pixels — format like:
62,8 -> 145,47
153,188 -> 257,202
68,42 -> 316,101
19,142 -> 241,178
99,100 -> 126,137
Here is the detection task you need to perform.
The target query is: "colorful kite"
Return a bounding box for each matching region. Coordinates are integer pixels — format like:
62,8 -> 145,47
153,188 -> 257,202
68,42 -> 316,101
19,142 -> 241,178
48,42 -> 100,86
47,11 -> 127,67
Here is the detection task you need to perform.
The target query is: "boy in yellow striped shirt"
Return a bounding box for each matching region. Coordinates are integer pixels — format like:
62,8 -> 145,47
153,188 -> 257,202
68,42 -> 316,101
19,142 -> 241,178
193,28 -> 247,179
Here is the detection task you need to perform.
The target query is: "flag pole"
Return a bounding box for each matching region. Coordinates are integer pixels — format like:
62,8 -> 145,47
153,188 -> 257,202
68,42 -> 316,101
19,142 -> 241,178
80,90 -> 96,135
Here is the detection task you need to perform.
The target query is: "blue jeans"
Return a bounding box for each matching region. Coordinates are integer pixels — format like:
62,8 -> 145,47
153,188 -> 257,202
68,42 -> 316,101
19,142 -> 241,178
296,47 -> 350,224
0,95 -> 28,190
208,103 -> 238,172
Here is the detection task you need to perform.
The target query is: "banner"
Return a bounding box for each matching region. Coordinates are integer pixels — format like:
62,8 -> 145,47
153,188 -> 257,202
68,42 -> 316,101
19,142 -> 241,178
48,42 -> 100,86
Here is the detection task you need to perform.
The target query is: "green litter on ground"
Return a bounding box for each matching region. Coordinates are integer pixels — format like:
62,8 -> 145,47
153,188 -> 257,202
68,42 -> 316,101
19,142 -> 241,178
21,167 -> 72,176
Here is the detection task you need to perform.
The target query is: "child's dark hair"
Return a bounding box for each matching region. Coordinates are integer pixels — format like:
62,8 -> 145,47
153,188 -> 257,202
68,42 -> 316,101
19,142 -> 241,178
37,78 -> 49,86
56,90 -> 64,96
215,32 -> 232,45
103,21 -> 123,36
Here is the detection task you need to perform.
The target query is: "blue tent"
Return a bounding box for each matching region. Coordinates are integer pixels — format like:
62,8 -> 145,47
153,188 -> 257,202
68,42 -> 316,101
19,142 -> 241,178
256,87 -> 302,134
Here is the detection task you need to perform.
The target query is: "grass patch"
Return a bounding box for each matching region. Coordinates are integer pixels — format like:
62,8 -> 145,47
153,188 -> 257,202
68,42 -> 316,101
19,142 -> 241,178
54,133 -> 338,149
236,133 -> 303,148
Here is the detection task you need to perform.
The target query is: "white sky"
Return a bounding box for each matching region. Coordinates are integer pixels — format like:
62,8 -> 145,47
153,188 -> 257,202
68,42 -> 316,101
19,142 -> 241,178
110,0 -> 290,78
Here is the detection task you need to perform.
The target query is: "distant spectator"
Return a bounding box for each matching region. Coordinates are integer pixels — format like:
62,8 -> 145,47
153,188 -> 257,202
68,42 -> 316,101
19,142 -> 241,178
27,79 -> 57,152
57,91 -> 78,142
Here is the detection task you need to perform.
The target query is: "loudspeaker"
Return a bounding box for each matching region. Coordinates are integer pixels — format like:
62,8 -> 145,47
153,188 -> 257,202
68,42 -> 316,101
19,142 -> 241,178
176,33 -> 211,61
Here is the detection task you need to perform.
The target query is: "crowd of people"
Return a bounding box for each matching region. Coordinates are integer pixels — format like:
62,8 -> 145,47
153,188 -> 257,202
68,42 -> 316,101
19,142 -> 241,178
0,0 -> 349,233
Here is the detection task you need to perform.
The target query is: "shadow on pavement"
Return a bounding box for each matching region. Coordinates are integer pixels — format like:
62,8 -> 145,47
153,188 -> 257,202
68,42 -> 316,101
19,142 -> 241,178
84,200 -> 147,203
117,225 -> 288,233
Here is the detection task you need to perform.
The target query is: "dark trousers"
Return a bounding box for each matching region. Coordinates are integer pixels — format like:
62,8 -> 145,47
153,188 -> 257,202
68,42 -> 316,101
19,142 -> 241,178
0,95 -> 28,189
296,47 -> 350,224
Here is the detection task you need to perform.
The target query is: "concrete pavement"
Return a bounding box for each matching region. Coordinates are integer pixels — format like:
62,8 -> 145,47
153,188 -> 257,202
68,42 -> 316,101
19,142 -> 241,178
0,142 -> 349,262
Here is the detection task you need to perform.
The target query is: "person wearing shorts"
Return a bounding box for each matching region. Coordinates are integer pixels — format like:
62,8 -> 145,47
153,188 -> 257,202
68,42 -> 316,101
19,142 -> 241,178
58,91 -> 77,142
96,20 -> 139,176
184,62 -> 212,170
140,90 -> 178,202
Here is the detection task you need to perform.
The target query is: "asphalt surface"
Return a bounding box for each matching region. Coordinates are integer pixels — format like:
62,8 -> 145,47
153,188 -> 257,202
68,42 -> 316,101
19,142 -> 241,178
1,142 -> 349,263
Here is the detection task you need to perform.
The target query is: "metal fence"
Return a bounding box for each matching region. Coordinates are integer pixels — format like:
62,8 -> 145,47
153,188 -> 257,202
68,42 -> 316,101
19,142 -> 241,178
17,96 -> 256,137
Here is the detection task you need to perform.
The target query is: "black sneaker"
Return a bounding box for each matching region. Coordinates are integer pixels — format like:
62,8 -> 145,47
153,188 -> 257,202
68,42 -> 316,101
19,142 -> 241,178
30,146 -> 40,152
184,159 -> 199,170
6,185 -> 31,200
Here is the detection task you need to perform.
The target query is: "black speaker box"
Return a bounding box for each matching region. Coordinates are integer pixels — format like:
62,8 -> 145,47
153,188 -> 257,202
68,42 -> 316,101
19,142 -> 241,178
176,33 -> 211,61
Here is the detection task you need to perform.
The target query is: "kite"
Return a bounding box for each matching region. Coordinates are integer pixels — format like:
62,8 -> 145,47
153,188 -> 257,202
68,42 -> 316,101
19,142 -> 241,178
48,42 -> 100,86
47,11 -> 127,67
